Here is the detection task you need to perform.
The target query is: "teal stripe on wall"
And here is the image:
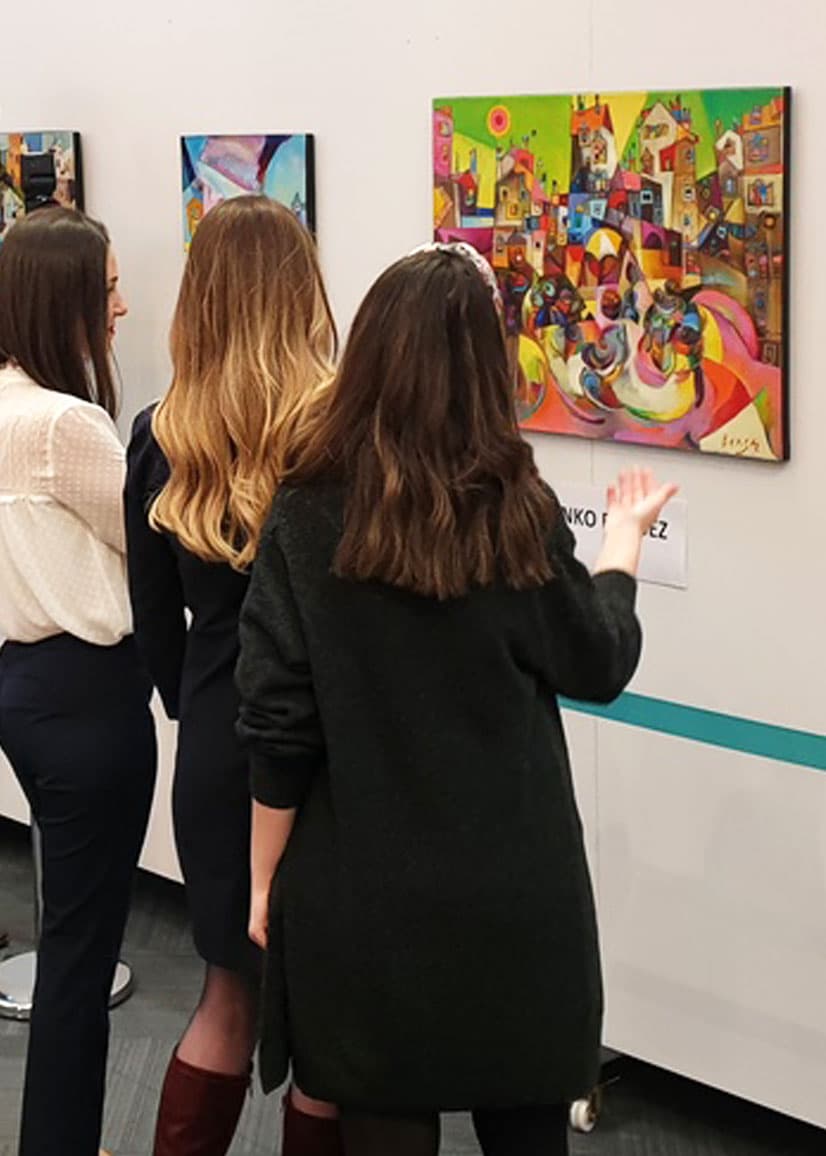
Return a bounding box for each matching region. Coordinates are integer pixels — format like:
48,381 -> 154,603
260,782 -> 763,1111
559,692 -> 826,772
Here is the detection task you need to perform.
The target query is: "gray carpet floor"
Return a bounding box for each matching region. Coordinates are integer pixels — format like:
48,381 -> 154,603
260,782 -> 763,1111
1,817 -> 823,1155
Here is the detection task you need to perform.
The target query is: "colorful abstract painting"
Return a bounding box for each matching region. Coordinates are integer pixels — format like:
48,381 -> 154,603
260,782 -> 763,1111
181,134 -> 315,248
433,89 -> 790,461
0,132 -> 82,243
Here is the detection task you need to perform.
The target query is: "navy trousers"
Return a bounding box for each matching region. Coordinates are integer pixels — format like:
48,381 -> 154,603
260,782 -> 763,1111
0,633 -> 156,1156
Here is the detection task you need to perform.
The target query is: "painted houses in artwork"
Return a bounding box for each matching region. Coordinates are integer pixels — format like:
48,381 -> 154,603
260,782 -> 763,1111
434,92 -> 786,364
740,95 -> 785,362
636,98 -> 702,241
432,88 -> 789,461
570,96 -> 618,193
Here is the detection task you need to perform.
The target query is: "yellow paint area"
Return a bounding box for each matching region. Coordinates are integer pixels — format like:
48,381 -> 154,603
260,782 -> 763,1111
453,132 -> 497,212
576,91 -> 648,159
519,334 -> 549,386
434,185 -> 453,228
698,305 -> 723,363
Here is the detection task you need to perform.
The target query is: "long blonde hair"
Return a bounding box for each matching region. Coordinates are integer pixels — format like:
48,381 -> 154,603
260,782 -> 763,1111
150,196 -> 337,570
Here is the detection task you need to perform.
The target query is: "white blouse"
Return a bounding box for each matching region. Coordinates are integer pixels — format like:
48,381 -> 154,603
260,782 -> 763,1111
0,363 -> 133,646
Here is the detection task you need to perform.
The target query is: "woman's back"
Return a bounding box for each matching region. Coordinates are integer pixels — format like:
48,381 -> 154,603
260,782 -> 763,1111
0,363 -> 130,645
126,403 -> 256,984
125,405 -> 249,719
237,481 -> 640,1107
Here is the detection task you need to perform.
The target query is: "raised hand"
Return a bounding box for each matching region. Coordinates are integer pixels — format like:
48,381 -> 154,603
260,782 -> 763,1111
605,467 -> 679,538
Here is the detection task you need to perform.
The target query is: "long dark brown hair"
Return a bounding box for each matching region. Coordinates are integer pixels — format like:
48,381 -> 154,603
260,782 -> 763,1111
287,247 -> 556,599
0,207 -> 117,417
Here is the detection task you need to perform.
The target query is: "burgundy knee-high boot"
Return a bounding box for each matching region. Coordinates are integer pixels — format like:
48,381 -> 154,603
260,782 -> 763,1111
152,1050 -> 249,1156
282,1091 -> 345,1156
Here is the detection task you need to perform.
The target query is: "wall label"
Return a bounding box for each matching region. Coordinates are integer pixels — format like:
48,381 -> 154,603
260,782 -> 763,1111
554,481 -> 688,589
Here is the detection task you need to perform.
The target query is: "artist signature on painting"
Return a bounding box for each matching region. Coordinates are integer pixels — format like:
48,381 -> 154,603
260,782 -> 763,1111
720,433 -> 763,457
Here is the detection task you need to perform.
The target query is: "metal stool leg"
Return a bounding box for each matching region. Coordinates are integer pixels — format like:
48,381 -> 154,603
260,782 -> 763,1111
0,818 -> 135,1021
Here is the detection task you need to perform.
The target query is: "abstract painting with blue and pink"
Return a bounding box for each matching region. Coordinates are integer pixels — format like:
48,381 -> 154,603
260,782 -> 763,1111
181,134 -> 315,249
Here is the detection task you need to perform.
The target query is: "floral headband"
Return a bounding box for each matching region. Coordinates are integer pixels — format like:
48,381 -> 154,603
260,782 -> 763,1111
409,240 -> 504,315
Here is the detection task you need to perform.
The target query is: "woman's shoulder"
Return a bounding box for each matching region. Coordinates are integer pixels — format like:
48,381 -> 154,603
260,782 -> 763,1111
126,402 -> 169,491
16,378 -> 116,433
128,401 -> 161,447
47,394 -> 122,455
274,480 -> 344,519
263,480 -> 345,551
1,366 -> 113,423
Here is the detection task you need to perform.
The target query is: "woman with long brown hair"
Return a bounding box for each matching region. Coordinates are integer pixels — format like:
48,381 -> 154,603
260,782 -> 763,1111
124,196 -> 342,1156
0,207 -> 156,1156
236,243 -> 678,1156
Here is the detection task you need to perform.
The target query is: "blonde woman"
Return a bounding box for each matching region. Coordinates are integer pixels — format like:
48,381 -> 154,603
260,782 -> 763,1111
124,197 -> 341,1156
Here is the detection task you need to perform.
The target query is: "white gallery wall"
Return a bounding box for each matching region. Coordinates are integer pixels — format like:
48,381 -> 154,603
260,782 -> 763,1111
1,0 -> 824,1129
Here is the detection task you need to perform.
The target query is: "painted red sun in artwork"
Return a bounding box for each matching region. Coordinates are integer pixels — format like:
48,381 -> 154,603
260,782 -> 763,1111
487,105 -> 511,137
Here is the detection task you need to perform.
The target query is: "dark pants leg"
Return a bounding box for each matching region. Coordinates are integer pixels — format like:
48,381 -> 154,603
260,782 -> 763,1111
472,1104 -> 569,1155
340,1103 -> 569,1156
0,635 -> 156,1156
340,1111 -> 440,1156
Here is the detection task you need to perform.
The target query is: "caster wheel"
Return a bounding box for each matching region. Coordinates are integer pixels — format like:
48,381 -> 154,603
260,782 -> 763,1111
569,1092 -> 599,1133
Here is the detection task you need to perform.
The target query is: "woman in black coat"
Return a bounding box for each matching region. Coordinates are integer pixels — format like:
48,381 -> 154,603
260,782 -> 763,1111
236,243 -> 678,1156
124,196 -> 342,1156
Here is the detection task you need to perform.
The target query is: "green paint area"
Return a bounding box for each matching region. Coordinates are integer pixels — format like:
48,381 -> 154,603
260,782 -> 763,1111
636,87 -> 783,177
435,93 -> 573,193
435,87 -> 784,189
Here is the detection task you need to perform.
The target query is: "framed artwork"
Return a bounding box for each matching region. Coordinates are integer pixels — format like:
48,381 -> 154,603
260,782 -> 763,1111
0,132 -> 83,243
181,134 -> 315,249
433,89 -> 790,461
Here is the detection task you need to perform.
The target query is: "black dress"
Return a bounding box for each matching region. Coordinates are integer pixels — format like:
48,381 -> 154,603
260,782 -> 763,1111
124,407 -> 258,975
236,483 -> 642,1111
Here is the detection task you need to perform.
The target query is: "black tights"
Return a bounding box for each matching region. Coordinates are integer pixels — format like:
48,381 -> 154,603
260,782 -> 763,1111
341,1103 -> 569,1156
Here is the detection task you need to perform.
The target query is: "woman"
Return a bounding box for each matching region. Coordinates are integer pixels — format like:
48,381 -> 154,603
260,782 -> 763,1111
236,244 -> 678,1156
0,207 -> 157,1156
124,196 -> 342,1156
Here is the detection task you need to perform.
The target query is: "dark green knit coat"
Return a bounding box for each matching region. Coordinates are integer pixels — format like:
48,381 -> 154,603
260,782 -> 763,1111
236,483 -> 641,1111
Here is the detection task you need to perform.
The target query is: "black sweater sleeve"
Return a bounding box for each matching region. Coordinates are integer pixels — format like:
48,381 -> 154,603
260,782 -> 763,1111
235,509 -> 325,809
124,406 -> 187,719
537,507 -> 642,704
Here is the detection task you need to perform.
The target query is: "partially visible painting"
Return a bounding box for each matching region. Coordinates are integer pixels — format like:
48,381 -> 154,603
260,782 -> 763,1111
0,132 -> 83,242
181,134 -> 315,248
433,89 -> 790,461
